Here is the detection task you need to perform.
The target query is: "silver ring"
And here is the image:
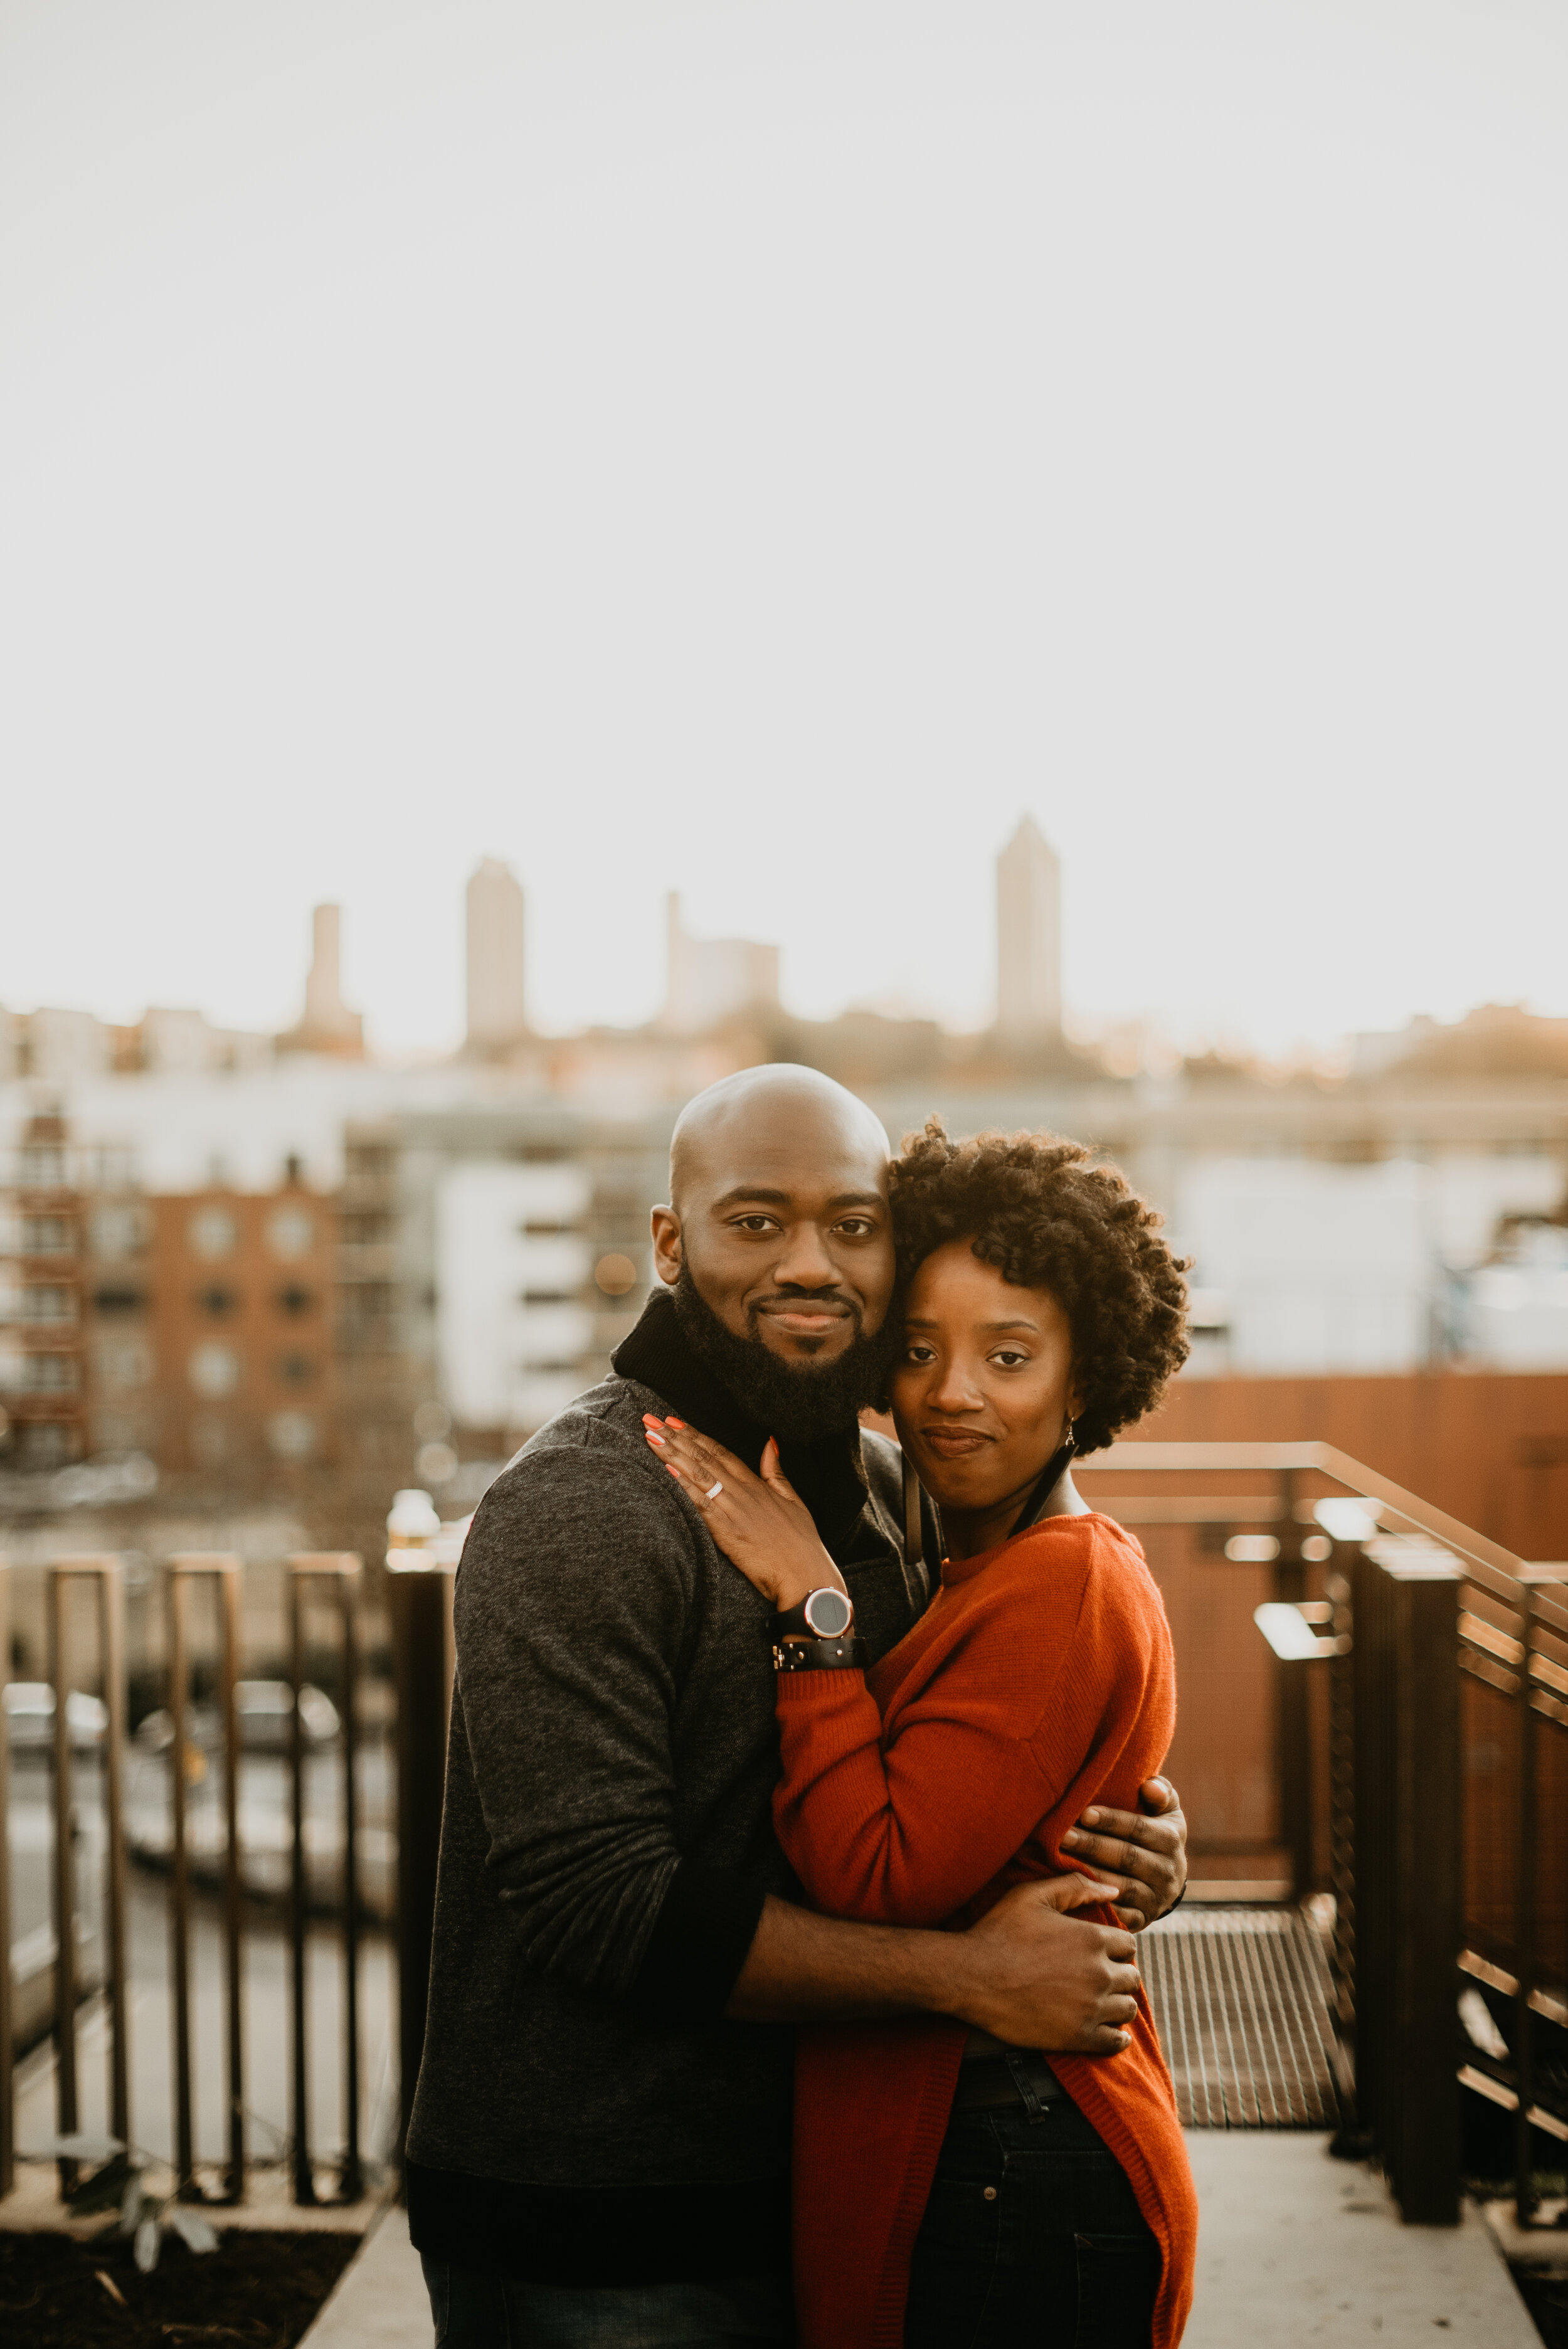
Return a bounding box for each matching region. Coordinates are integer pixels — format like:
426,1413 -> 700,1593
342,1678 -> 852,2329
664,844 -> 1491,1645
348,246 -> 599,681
704,1480 -> 724,1500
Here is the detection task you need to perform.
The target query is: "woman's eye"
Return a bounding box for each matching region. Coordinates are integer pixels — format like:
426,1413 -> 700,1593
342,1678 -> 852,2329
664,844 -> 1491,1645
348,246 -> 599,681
991,1350 -> 1030,1370
903,1344 -> 937,1365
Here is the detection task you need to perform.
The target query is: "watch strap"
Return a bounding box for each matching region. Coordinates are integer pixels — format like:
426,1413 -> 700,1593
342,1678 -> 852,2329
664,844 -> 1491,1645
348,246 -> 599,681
772,1635 -> 868,1673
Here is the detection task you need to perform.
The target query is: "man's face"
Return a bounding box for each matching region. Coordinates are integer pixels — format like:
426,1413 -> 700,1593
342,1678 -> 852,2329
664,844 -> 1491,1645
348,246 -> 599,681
651,1095 -> 896,1365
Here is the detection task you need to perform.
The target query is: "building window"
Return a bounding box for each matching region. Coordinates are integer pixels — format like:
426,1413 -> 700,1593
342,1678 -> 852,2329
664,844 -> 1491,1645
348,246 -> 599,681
20,1421 -> 73,1465
21,1216 -> 72,1253
188,1206 -> 238,1260
198,1286 -> 239,1317
268,1410 -> 316,1461
191,1415 -> 229,1467
92,1203 -> 147,1258
23,1286 -> 75,1323
267,1206 -> 314,1261
93,1285 -> 146,1315
26,1354 -> 79,1392
19,1147 -> 66,1186
101,1339 -> 152,1390
277,1352 -> 315,1385
277,1285 -> 315,1317
189,1342 -> 240,1399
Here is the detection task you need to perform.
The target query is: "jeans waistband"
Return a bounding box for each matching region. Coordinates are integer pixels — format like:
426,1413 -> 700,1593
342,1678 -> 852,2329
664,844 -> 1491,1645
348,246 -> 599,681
951,2049 -> 1064,2116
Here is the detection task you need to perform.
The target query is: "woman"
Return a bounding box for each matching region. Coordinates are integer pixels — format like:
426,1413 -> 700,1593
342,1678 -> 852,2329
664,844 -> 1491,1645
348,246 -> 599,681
645,1122 -> 1196,2348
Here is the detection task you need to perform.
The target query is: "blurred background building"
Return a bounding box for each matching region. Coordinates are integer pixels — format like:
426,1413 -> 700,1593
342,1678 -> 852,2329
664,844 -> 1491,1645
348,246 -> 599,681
3,832 -> 1565,1567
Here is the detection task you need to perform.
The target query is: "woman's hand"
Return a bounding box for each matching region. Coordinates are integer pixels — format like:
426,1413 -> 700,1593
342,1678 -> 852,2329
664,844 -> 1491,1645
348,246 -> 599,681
642,1416 -> 847,1615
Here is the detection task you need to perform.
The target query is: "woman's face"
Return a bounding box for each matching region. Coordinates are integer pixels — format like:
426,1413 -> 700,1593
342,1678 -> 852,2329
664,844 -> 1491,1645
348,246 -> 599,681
889,1238 -> 1081,1522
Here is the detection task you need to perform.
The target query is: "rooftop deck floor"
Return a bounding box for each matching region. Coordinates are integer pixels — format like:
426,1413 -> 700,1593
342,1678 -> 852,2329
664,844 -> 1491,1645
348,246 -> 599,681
292,2133 -> 1544,2348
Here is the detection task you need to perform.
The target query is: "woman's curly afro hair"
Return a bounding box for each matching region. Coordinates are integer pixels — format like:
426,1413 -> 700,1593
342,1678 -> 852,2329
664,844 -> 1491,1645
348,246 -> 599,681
887,1118 -> 1190,1456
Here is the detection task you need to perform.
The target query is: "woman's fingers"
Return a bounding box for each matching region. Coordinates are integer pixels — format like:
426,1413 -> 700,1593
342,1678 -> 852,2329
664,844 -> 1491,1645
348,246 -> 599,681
642,1415 -> 743,1497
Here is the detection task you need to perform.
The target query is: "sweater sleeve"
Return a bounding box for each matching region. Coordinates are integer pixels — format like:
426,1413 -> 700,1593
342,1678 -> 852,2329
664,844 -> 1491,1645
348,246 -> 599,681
771,1560 -> 1094,1927
454,1436 -> 760,2009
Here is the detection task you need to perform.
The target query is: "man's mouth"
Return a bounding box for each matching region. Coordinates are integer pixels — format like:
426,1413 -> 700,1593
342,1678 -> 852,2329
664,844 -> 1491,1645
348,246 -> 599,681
919,1426 -> 995,1458
755,1298 -> 854,1339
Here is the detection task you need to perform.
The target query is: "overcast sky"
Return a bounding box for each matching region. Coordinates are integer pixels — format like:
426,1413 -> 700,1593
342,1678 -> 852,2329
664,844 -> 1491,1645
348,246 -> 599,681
3,0 -> 1565,1057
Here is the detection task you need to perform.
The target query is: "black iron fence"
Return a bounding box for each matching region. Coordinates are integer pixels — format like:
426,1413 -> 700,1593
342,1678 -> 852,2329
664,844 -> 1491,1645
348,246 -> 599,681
1,1450 -> 1563,2232
1089,1441 -> 1568,2231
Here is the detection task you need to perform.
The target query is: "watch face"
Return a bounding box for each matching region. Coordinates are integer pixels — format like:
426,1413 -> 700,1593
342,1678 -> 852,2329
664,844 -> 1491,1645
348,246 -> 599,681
803,1587 -> 854,1638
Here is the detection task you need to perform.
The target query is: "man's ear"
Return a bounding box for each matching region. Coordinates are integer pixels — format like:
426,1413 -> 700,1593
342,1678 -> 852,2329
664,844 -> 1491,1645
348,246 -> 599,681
650,1204 -> 682,1286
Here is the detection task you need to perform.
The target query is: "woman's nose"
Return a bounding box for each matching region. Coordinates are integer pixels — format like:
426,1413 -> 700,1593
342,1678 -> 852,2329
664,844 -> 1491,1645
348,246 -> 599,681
927,1361 -> 983,1413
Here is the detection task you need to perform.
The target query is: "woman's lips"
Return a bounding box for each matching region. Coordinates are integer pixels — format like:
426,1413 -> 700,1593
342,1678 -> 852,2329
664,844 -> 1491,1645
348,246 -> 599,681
919,1427 -> 993,1458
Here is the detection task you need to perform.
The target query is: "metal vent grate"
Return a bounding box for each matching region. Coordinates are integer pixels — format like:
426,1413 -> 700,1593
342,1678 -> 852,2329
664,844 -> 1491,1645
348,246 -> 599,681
1141,1906 -> 1344,2128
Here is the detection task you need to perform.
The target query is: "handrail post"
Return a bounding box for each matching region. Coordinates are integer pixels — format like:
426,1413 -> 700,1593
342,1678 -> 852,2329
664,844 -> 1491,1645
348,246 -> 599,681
1354,1542 -> 1461,2223
388,1552 -> 457,2186
166,1555 -> 246,2203
286,1554 -> 363,2206
0,1556 -> 13,2199
1273,1468 -> 1315,1899
167,1565 -> 195,2198
1515,1594 -> 1540,2225
47,1555 -> 130,2198
218,1561 -> 245,2199
47,1567 -> 80,2200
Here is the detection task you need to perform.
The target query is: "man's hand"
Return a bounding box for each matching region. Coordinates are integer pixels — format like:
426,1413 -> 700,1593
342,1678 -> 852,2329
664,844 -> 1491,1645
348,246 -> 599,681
1061,1775 -> 1187,1931
950,1876 -> 1140,2055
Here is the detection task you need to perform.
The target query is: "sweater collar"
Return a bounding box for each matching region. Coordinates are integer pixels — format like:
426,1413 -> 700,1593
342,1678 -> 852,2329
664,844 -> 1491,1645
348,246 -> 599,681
612,1286 -> 869,1552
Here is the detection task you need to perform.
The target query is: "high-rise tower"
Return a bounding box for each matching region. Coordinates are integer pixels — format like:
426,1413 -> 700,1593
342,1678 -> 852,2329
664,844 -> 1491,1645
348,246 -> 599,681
995,815 -> 1062,1043
280,903 -> 365,1056
466,857 -> 527,1051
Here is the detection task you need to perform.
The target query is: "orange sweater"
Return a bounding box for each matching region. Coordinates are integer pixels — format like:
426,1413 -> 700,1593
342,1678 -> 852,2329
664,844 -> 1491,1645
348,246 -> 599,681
774,1513 -> 1196,2349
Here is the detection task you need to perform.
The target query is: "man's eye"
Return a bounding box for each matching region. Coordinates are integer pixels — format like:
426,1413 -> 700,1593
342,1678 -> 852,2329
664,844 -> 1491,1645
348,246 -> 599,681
835,1217 -> 875,1237
731,1216 -> 778,1233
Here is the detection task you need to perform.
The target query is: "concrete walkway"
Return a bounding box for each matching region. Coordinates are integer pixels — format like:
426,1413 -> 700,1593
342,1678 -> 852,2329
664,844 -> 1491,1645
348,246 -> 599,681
1185,2134 -> 1538,2345
299,2197 -> 427,2346
296,2136 -> 1541,2348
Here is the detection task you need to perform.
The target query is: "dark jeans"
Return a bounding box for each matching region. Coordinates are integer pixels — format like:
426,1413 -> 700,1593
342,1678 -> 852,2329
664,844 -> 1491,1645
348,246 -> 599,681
906,2087 -> 1160,2348
420,2259 -> 794,2348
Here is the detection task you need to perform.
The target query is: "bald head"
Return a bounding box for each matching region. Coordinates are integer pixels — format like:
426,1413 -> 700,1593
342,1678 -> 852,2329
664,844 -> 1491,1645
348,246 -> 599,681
652,1064 -> 896,1367
669,1064 -> 889,1212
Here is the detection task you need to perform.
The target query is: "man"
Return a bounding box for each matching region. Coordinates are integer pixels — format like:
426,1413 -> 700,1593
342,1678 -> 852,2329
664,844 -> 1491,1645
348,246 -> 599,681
408,1066 -> 1187,2345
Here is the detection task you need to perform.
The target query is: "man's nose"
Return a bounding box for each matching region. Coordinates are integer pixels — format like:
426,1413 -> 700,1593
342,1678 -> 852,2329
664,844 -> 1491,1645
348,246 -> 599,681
772,1223 -> 842,1291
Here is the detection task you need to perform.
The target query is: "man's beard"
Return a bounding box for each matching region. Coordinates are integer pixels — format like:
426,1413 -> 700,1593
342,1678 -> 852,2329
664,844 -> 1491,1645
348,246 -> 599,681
670,1266 -> 902,1445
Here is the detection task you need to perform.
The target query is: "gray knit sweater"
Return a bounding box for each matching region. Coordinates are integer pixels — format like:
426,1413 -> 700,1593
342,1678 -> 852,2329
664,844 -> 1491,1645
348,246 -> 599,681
405,1297 -> 931,2285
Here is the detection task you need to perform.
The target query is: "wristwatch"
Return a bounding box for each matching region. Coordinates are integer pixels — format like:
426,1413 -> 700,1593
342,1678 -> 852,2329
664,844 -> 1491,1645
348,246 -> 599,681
770,1586 -> 864,1673
770,1586 -> 855,1640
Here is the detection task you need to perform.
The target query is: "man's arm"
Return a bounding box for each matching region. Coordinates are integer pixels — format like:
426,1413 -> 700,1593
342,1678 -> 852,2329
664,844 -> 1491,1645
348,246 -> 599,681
724,1876 -> 1140,2054
1061,1775 -> 1188,1930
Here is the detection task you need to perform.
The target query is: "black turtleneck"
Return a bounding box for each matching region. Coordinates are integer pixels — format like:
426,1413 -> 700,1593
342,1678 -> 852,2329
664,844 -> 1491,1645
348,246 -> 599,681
613,1288 -> 877,2020
612,1286 -> 872,1558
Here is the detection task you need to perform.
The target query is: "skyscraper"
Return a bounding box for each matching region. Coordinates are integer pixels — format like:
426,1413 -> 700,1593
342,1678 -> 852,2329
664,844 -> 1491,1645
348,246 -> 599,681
466,857 -> 527,1051
280,903 -> 364,1057
662,893 -> 780,1033
995,815 -> 1062,1042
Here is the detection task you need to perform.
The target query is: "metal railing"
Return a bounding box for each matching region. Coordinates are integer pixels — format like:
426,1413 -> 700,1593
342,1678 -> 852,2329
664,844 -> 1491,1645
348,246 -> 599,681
1084,1439 -> 1568,2229
6,1449 -> 1562,2234
0,1543 -> 391,2210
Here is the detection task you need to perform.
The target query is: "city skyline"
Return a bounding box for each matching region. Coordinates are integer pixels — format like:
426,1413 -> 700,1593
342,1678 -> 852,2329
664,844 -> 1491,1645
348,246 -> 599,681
4,3 -> 1568,1062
